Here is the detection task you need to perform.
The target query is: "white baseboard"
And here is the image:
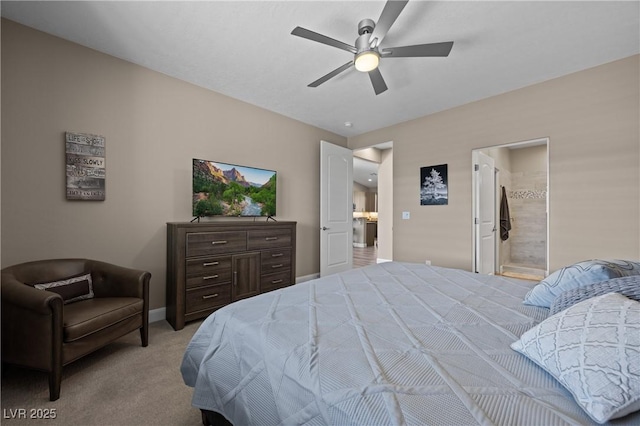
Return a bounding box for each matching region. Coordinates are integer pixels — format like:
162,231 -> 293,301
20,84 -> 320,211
149,307 -> 166,324
376,258 -> 392,263
352,243 -> 367,248
296,273 -> 319,283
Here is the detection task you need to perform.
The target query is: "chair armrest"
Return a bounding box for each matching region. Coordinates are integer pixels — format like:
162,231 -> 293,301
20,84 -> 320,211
1,273 -> 64,369
89,260 -> 151,299
1,274 -> 63,314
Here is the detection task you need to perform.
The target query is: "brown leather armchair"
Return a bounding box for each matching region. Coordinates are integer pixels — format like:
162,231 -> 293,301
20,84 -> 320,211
1,259 -> 151,401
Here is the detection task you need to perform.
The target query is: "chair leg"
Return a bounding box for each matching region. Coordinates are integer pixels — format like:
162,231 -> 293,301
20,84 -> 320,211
49,366 -> 61,401
140,325 -> 148,347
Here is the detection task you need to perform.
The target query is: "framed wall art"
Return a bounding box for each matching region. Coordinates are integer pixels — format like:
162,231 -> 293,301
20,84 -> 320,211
65,131 -> 106,200
420,164 -> 448,205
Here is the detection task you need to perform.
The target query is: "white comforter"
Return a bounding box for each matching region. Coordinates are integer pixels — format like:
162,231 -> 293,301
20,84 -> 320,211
181,262 -> 640,425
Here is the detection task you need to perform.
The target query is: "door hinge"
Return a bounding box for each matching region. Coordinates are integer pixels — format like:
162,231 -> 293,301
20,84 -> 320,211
474,217 -> 479,225
474,164 -> 479,171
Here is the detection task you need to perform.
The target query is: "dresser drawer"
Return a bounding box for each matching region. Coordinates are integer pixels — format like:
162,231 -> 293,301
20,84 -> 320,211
186,256 -> 232,288
261,249 -> 291,274
247,229 -> 291,250
186,284 -> 232,314
167,221 -> 296,331
260,270 -> 292,293
186,231 -> 246,257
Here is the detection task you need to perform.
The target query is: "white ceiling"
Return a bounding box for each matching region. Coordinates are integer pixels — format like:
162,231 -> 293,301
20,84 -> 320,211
353,156 -> 379,189
3,1 -> 639,140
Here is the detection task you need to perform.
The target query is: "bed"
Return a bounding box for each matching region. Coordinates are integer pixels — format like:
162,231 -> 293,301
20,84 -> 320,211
181,262 -> 640,425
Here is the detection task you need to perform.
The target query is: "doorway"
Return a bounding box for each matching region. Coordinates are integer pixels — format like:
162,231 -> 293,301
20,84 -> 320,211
472,138 -> 549,279
353,157 -> 378,267
320,141 -> 353,277
352,142 -> 393,267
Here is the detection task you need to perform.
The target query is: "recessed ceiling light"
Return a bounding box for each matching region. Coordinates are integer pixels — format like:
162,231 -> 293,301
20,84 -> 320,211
344,122 -> 352,127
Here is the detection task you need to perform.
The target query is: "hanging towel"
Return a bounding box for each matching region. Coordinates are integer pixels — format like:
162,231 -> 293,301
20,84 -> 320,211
500,186 -> 511,241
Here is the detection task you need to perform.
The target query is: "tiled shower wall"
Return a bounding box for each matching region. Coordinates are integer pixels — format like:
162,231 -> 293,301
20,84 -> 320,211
498,170 -> 512,268
507,170 -> 547,268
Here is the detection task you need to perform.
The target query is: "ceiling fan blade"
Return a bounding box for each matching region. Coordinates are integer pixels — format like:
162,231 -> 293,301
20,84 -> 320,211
368,68 -> 388,95
308,61 -> 354,87
382,41 -> 454,57
292,27 -> 357,54
369,0 -> 409,47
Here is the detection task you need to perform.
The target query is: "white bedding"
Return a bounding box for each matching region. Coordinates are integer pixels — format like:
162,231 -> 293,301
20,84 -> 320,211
181,262 -> 640,425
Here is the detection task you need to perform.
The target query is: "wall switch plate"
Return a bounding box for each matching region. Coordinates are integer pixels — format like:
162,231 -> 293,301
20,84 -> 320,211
402,211 -> 410,220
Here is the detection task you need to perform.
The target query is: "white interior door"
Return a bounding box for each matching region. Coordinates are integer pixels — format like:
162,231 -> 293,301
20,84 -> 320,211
474,151 -> 496,274
320,141 -> 353,276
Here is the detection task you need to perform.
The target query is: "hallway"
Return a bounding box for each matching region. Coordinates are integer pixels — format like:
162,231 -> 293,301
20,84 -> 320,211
353,245 -> 377,268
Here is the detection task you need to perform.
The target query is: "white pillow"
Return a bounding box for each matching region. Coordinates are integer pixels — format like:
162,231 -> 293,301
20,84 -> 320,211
511,292 -> 640,424
523,259 -> 640,308
34,273 -> 94,304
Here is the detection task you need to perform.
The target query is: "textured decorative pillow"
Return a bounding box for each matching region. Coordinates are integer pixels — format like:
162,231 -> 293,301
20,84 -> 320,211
34,273 -> 94,304
523,259 -> 640,308
550,275 -> 640,315
511,293 -> 640,424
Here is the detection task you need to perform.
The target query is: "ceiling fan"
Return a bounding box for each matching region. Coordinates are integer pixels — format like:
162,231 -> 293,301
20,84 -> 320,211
291,0 -> 454,95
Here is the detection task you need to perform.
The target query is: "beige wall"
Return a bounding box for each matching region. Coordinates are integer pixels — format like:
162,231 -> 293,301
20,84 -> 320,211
511,144 -> 547,173
1,20 -> 347,309
353,182 -> 369,192
354,147 -> 381,163
3,20 -> 639,313
349,55 -> 640,272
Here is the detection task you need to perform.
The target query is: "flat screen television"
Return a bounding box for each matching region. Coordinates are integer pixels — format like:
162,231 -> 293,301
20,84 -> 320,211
192,158 -> 276,218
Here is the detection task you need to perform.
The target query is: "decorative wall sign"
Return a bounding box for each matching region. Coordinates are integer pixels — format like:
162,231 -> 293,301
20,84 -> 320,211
65,132 -> 106,200
420,164 -> 448,205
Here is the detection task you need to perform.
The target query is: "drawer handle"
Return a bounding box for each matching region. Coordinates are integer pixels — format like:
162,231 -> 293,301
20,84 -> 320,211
271,264 -> 284,269
202,293 -> 219,299
203,261 -> 220,266
265,237 -> 278,241
203,275 -> 219,280
211,240 -> 228,245
271,279 -> 283,285
271,253 -> 283,258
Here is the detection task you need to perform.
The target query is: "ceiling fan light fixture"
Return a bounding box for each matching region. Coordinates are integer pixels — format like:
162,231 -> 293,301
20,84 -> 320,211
354,50 -> 380,72
292,0 -> 453,95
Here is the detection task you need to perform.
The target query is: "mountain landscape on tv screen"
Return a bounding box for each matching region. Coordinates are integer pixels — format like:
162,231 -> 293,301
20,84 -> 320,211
193,160 -> 276,217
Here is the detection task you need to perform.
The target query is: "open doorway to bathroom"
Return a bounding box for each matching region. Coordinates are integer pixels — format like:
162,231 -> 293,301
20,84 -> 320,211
472,138 -> 548,280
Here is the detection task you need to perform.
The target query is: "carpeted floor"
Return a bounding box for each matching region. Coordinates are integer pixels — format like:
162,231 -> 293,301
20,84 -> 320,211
1,320 -> 205,426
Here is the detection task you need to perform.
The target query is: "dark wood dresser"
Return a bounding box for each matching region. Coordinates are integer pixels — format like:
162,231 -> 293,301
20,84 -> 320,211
166,221 -> 296,330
